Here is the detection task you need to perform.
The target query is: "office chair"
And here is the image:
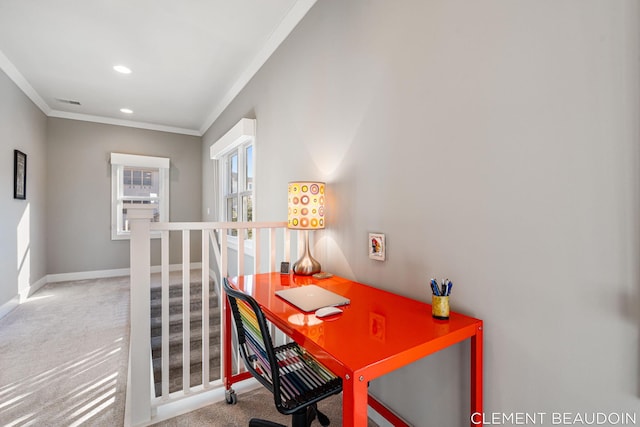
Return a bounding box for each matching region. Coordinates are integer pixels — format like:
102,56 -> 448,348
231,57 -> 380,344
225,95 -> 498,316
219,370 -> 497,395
223,278 -> 343,427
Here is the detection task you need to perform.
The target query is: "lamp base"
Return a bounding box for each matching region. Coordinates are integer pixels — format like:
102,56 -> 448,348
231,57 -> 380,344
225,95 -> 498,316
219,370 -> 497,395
292,254 -> 321,276
292,230 -> 321,276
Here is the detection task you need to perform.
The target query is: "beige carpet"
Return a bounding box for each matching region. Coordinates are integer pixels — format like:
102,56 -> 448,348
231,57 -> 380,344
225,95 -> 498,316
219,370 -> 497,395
0,276 -> 378,426
0,276 -> 130,427
152,387 -> 379,427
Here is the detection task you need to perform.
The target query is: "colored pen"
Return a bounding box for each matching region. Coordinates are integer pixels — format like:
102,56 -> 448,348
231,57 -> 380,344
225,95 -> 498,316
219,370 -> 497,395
430,278 -> 440,296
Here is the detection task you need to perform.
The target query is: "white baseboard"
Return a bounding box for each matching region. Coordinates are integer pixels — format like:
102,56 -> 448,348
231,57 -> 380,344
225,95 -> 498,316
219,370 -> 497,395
0,274 -> 49,320
0,295 -> 19,320
368,406 -> 396,427
47,268 -> 131,284
18,276 -> 48,302
46,263 -> 204,284
143,379 -> 260,426
0,263 -> 206,320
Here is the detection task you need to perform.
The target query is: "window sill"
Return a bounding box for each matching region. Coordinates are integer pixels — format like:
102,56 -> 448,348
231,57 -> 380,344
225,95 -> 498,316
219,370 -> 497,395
111,231 -> 162,241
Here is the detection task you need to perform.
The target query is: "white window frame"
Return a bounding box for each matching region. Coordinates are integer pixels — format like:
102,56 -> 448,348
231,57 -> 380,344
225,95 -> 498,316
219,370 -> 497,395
110,153 -> 170,240
210,118 -> 256,252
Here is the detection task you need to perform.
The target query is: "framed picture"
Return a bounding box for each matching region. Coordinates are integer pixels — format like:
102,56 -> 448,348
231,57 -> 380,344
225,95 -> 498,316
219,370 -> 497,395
368,232 -> 385,261
13,150 -> 26,200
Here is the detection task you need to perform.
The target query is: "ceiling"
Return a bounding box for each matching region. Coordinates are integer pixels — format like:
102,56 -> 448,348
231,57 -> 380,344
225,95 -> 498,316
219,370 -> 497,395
0,0 -> 316,136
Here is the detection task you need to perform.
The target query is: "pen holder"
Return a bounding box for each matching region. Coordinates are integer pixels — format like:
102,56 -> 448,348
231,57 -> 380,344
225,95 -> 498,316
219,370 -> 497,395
432,295 -> 449,320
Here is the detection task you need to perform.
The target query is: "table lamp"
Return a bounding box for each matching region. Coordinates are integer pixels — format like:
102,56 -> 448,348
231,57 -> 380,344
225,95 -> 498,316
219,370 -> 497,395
288,181 -> 325,275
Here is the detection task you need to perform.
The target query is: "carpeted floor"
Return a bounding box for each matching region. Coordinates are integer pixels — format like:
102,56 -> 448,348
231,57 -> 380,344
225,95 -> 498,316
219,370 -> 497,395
0,276 -> 378,426
0,276 -> 130,427
151,387 -> 367,427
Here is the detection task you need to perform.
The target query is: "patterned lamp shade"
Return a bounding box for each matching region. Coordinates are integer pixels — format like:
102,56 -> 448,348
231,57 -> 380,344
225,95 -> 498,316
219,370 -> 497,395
288,182 -> 325,230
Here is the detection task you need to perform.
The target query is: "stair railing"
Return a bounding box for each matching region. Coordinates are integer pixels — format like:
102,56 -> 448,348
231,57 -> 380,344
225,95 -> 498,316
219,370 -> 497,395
126,205 -> 304,426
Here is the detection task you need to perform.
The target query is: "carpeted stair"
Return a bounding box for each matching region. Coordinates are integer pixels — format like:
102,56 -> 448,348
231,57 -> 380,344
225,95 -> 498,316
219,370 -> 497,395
150,279 -> 221,397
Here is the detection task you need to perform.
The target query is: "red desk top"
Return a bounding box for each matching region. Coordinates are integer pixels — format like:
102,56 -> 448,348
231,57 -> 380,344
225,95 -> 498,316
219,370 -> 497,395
228,273 -> 482,380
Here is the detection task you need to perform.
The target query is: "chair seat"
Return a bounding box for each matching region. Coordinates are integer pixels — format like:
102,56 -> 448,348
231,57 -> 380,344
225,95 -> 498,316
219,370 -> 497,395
252,342 -> 342,412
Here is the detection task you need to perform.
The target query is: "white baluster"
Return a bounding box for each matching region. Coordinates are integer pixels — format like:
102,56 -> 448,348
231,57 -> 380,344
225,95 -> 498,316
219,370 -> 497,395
161,230 -> 170,397
127,205 -> 154,425
182,230 -> 191,393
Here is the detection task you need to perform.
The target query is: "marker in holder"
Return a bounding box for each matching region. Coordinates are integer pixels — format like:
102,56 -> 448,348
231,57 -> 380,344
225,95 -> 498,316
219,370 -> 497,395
432,295 -> 450,320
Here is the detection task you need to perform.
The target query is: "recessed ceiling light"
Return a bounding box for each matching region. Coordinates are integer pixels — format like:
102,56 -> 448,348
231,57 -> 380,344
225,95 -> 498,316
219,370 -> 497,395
113,65 -> 132,74
120,108 -> 133,114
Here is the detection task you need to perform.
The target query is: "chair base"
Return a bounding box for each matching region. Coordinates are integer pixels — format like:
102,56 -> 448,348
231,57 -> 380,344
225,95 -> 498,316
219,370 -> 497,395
248,404 -> 331,427
249,420 -> 286,427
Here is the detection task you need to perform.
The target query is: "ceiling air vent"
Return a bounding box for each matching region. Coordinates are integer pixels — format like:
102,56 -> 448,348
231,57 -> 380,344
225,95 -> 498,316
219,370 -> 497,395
55,98 -> 81,105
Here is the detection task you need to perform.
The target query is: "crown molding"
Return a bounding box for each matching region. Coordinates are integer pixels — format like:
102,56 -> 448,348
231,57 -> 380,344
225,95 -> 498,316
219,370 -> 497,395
0,50 -> 51,115
47,110 -> 201,136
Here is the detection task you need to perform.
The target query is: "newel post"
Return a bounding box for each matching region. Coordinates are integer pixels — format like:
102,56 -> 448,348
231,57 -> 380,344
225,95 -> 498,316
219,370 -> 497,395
127,205 -> 155,426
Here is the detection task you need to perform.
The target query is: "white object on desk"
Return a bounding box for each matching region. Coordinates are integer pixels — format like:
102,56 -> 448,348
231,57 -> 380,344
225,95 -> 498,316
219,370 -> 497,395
315,306 -> 343,318
275,284 -> 350,312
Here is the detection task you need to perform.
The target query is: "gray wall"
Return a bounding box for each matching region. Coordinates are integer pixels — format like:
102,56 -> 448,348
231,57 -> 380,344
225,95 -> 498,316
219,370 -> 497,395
0,69 -> 48,308
203,0 -> 640,425
46,118 -> 202,275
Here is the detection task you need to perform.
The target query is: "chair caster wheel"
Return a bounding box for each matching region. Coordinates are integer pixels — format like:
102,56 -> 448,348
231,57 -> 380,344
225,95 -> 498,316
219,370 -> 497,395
225,389 -> 237,404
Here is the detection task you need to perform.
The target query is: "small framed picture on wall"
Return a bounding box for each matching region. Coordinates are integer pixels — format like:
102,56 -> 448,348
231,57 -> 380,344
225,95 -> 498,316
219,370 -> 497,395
368,232 -> 385,261
13,149 -> 26,200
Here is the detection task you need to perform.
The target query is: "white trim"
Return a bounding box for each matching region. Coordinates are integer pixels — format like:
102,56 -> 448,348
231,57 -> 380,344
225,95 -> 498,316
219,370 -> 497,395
111,228 -> 156,241
47,268 -> 132,283
368,406 -> 395,427
0,50 -> 51,115
0,295 -> 20,320
18,275 -> 48,302
0,264 -> 202,321
46,263 -> 203,284
200,0 -> 317,134
141,378 -> 260,426
209,118 -> 256,159
111,155 -> 170,240
211,119 -> 256,240
48,110 -> 201,136
110,153 -> 170,169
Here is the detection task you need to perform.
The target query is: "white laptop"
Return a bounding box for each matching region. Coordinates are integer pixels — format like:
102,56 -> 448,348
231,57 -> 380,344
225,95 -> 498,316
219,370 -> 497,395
275,285 -> 350,312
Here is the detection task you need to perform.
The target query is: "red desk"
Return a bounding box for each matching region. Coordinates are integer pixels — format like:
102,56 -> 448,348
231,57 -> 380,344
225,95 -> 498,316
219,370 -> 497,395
224,273 -> 483,427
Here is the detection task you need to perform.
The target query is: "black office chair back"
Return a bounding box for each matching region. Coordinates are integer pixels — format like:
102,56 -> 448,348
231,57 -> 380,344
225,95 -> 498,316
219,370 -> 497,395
223,278 -> 342,420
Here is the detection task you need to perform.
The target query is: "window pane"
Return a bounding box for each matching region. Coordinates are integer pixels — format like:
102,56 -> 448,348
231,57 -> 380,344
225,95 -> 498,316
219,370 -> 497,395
226,197 -> 238,236
123,169 -> 132,185
229,154 -> 238,194
243,195 -> 253,239
243,195 -> 253,222
124,168 -> 159,198
245,145 -> 253,191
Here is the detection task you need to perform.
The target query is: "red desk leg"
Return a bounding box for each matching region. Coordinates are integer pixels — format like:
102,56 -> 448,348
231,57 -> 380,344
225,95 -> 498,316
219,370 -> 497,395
342,375 -> 369,427
471,323 -> 483,427
223,296 -> 233,390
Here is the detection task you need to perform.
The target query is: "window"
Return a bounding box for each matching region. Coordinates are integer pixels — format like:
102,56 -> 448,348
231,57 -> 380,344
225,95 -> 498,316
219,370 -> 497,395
110,153 -> 170,240
224,144 -> 253,237
210,118 -> 256,246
